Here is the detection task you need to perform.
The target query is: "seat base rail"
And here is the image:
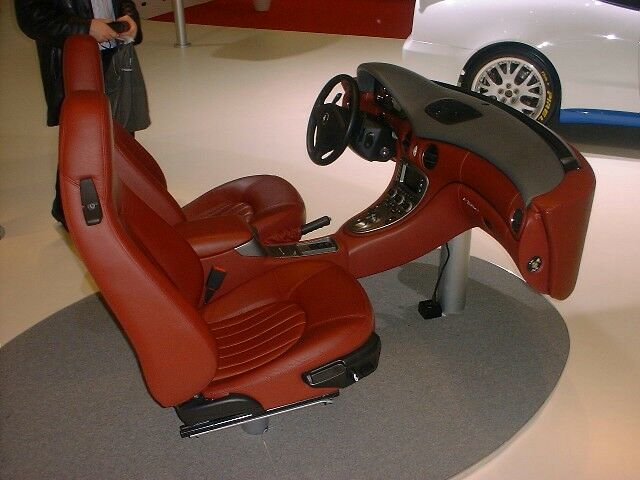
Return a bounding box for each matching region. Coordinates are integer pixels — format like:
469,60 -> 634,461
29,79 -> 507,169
179,392 -> 339,438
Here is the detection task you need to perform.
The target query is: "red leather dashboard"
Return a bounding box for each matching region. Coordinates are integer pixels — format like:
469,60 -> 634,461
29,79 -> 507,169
335,92 -> 595,299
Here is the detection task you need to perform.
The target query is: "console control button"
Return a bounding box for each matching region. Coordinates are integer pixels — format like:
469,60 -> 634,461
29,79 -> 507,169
354,220 -> 367,229
348,162 -> 428,234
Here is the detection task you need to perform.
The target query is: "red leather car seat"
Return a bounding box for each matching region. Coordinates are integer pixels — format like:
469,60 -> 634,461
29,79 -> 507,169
62,35 -> 305,245
58,90 -> 379,435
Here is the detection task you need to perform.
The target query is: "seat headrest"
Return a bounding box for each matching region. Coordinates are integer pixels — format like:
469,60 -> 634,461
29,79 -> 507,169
63,35 -> 105,95
59,91 -> 113,197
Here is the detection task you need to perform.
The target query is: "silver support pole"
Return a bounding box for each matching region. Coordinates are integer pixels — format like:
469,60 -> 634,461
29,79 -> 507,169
241,417 -> 269,435
172,0 -> 191,48
436,230 -> 472,315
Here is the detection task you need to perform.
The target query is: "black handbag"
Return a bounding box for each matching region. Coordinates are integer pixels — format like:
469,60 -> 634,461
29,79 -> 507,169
104,42 -> 151,132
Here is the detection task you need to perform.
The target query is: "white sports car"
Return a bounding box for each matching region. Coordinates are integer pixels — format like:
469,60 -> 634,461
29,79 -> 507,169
402,0 -> 640,126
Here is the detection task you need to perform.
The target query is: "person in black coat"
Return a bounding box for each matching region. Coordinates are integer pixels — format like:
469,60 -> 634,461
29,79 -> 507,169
15,0 -> 143,227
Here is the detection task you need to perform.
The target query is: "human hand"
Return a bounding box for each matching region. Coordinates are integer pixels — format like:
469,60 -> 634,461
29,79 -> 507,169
116,15 -> 138,41
89,19 -> 118,43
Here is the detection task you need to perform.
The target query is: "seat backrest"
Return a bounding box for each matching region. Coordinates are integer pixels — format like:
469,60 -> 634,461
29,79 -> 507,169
113,127 -> 186,225
62,35 -> 106,95
62,35 -> 185,226
58,90 -> 217,407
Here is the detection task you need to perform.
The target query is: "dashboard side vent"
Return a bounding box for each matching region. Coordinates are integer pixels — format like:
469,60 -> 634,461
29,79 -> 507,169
422,144 -> 439,169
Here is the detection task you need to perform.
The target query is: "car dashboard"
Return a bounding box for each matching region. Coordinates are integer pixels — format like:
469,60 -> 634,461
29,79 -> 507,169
340,63 -> 595,300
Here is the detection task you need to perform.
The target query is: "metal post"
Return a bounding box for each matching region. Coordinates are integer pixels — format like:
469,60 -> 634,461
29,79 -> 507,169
436,230 -> 472,315
241,417 -> 269,435
172,0 -> 191,48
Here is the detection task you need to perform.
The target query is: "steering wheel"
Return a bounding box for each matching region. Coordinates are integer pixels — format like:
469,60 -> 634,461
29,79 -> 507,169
306,74 -> 360,166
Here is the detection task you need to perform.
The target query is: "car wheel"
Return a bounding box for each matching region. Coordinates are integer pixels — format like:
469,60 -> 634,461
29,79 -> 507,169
461,48 -> 560,124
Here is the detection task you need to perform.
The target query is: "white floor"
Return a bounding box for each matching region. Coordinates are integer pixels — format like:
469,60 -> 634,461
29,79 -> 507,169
1,8 -> 639,480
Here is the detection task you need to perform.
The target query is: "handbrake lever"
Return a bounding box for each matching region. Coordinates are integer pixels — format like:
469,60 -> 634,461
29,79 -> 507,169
300,216 -> 331,235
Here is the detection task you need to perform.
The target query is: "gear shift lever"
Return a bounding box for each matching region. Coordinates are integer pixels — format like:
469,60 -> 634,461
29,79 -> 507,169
300,216 -> 331,235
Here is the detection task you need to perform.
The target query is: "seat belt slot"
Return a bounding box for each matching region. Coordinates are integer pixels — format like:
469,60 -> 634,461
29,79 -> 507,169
204,267 -> 226,304
79,178 -> 103,226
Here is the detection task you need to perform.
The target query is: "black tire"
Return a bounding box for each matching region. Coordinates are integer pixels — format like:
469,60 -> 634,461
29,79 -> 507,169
461,46 -> 560,125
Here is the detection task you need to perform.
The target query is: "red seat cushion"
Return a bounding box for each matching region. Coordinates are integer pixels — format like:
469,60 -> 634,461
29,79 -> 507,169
201,261 -> 374,409
210,302 -> 306,381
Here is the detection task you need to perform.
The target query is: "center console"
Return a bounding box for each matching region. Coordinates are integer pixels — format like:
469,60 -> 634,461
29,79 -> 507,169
236,236 -> 339,257
234,162 -> 428,258
264,236 -> 338,257
349,162 -> 428,233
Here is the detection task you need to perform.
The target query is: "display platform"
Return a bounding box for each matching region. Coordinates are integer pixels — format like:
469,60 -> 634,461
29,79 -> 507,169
0,253 -> 568,480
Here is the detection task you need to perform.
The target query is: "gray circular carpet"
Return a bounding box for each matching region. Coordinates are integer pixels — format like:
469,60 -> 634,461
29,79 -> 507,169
0,254 -> 569,480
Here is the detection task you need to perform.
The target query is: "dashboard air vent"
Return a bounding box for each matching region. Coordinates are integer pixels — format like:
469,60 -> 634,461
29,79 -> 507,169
422,144 -> 439,169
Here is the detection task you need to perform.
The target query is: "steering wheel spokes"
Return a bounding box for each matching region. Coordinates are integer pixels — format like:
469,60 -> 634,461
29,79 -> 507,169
307,74 -> 360,166
310,104 -> 349,160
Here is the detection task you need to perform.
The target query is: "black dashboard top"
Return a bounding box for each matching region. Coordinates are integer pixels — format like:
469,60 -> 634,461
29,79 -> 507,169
357,63 -> 576,205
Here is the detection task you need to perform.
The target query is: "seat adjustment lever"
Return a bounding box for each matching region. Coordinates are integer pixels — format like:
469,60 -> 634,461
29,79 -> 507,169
79,178 -> 103,226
